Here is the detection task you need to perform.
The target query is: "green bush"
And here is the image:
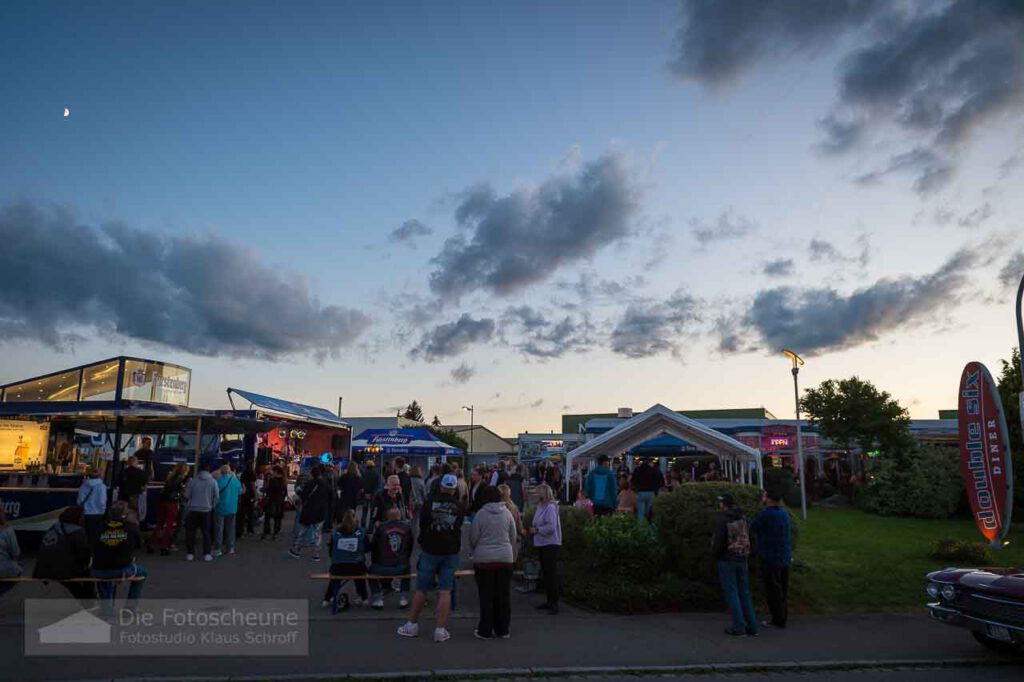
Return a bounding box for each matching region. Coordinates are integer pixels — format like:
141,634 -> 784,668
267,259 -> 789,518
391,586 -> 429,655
581,514 -> 664,581
652,482 -> 794,581
561,565 -> 687,613
930,537 -> 994,565
859,445 -> 961,519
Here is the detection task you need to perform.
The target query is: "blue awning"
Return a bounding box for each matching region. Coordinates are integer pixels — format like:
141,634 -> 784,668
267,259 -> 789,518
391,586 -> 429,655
351,428 -> 462,457
227,388 -> 349,429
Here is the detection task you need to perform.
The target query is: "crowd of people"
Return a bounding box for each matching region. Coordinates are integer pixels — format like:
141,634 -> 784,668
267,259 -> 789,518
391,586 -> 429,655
0,450 -> 793,641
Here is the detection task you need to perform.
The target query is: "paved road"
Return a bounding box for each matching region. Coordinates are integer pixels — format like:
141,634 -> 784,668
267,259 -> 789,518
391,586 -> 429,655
1,514 -> 1018,681
510,669 -> 1021,682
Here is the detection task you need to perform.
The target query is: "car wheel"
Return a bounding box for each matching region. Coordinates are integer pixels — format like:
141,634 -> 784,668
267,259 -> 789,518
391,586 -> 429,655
971,631 -> 1023,656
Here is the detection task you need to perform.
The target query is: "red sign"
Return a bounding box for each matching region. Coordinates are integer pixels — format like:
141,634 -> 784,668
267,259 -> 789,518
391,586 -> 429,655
958,362 -> 1014,545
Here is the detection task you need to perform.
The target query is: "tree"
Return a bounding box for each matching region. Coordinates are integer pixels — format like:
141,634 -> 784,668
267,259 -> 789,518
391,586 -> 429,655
431,415 -> 442,427
401,400 -> 424,423
800,376 -> 914,457
428,424 -> 468,451
995,347 -> 1023,511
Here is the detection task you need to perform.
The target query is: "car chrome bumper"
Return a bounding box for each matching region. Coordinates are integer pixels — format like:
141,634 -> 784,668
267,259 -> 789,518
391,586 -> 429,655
928,602 -> 1024,638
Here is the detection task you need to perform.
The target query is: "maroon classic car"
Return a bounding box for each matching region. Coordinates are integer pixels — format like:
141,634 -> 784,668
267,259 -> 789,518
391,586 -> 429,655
927,567 -> 1024,654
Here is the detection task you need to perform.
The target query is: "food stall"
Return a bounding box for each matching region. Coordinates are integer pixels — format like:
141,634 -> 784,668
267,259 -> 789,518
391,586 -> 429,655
0,356 -> 273,532
350,428 -> 462,472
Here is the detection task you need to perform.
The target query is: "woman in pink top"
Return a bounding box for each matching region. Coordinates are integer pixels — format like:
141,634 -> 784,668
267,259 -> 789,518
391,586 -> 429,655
527,483 -> 562,615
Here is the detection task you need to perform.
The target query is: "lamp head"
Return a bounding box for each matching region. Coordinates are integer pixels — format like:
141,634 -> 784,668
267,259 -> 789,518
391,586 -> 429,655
782,348 -> 804,369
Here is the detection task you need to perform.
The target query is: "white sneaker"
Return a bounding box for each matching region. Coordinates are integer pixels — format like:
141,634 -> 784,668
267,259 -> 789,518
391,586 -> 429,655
397,622 -> 419,638
321,600 -> 330,608
433,627 -> 451,643
371,598 -> 384,610
351,597 -> 366,607
212,549 -> 223,557
399,596 -> 409,608
185,554 -> 194,561
203,554 -> 214,562
227,548 -> 236,555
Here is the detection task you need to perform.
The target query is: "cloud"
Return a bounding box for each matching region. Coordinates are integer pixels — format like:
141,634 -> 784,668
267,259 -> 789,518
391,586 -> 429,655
854,148 -> 953,195
0,201 -> 370,358
449,362 -> 475,384
954,203 -> 993,229
502,306 -> 594,359
999,251 -> 1024,291
692,212 -> 756,247
389,219 -> 433,245
762,258 -> 795,278
610,290 -> 700,358
530,398 -> 544,408
428,154 -> 638,299
671,1 -> 1024,194
808,235 -> 870,267
411,313 -> 495,361
733,245 -> 988,354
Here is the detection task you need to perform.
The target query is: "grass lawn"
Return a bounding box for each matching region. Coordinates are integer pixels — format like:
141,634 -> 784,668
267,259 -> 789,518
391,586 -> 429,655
792,506 -> 1024,614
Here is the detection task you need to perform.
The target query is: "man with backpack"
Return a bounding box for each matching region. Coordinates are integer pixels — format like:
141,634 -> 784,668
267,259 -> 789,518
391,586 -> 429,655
711,492 -> 758,637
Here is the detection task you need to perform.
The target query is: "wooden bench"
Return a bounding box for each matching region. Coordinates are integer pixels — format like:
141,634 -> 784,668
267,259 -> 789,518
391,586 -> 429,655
310,570 -> 475,614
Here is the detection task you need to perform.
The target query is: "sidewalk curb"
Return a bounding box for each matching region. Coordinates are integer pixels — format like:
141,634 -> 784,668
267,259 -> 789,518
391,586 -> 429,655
100,658 -> 1020,682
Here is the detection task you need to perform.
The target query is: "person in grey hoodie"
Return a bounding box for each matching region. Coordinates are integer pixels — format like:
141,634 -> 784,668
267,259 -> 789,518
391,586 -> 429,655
183,463 -> 219,561
77,467 -> 108,548
468,486 -> 518,639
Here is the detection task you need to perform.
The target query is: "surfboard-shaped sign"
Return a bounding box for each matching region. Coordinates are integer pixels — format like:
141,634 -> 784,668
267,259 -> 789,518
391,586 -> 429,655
958,361 -> 1014,546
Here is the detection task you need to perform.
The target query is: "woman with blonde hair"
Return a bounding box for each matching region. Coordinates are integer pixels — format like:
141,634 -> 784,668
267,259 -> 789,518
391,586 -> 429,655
497,484 -> 524,536
526,483 -> 562,615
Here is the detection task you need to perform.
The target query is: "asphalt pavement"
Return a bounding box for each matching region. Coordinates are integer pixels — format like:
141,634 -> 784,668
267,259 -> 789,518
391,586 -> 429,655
0,513 -> 1019,681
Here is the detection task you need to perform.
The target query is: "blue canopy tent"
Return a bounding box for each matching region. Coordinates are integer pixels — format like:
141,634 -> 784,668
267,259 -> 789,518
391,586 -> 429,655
351,428 -> 462,468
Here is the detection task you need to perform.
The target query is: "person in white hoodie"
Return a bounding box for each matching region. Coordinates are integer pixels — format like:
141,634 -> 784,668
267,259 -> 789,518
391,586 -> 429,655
183,463 -> 219,561
468,486 -> 518,640
76,467 -> 108,548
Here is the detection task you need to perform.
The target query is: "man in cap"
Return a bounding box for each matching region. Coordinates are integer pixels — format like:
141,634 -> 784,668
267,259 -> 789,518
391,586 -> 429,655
397,473 -> 465,643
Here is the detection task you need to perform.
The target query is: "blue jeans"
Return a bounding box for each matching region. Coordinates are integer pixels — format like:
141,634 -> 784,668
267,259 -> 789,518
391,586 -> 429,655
213,513 -> 236,552
91,565 -> 148,605
636,491 -> 655,520
415,552 -> 459,591
370,564 -> 411,598
717,560 -> 758,634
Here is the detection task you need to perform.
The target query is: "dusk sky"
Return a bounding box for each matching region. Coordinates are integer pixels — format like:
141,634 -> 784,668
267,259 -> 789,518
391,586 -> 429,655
2,1 -> 1023,436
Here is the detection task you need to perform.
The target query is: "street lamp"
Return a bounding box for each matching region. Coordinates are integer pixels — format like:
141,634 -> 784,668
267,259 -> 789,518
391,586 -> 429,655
782,348 -> 808,521
462,405 -> 475,458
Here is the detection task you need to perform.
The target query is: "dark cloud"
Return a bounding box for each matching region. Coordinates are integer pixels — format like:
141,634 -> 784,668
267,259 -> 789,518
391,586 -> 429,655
692,212 -> 756,247
808,235 -> 870,267
762,258 -> 795,278
389,219 -> 433,245
672,1 -> 1024,194
0,201 -> 369,358
610,290 -> 700,358
734,245 -> 986,354
557,272 -> 646,304
1000,251 -> 1024,291
530,398 -> 544,408
428,154 -> 638,299
502,306 -> 594,359
449,362 -> 475,385
854,148 -> 953,195
954,203 -> 993,229
411,313 -> 495,361
669,0 -> 879,85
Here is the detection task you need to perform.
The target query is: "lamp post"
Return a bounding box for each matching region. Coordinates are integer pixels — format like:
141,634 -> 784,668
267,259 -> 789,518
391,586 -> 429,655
782,349 -> 808,521
462,405 -> 475,460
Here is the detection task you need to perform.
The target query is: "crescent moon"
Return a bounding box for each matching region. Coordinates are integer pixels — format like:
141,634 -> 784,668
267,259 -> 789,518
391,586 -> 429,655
63,108 -> 70,117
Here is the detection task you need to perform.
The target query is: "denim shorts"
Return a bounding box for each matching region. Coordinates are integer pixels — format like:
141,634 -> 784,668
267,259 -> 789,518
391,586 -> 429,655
416,551 -> 459,591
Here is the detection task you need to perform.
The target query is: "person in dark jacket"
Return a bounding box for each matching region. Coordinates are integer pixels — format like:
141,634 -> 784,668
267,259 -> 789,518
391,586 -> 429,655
338,461 -> 363,517
711,493 -> 758,637
91,501 -> 147,609
118,455 -> 149,525
237,464 -> 259,538
393,457 -> 413,504
148,461 -> 188,555
33,507 -> 94,600
751,491 -> 792,628
631,459 -> 662,521
323,510 -> 369,609
320,462 -> 338,532
369,475 -> 408,529
368,507 -> 413,609
290,465 -> 330,561
397,474 -> 466,642
468,467 -> 491,515
261,465 -> 288,540
505,465 -> 525,511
